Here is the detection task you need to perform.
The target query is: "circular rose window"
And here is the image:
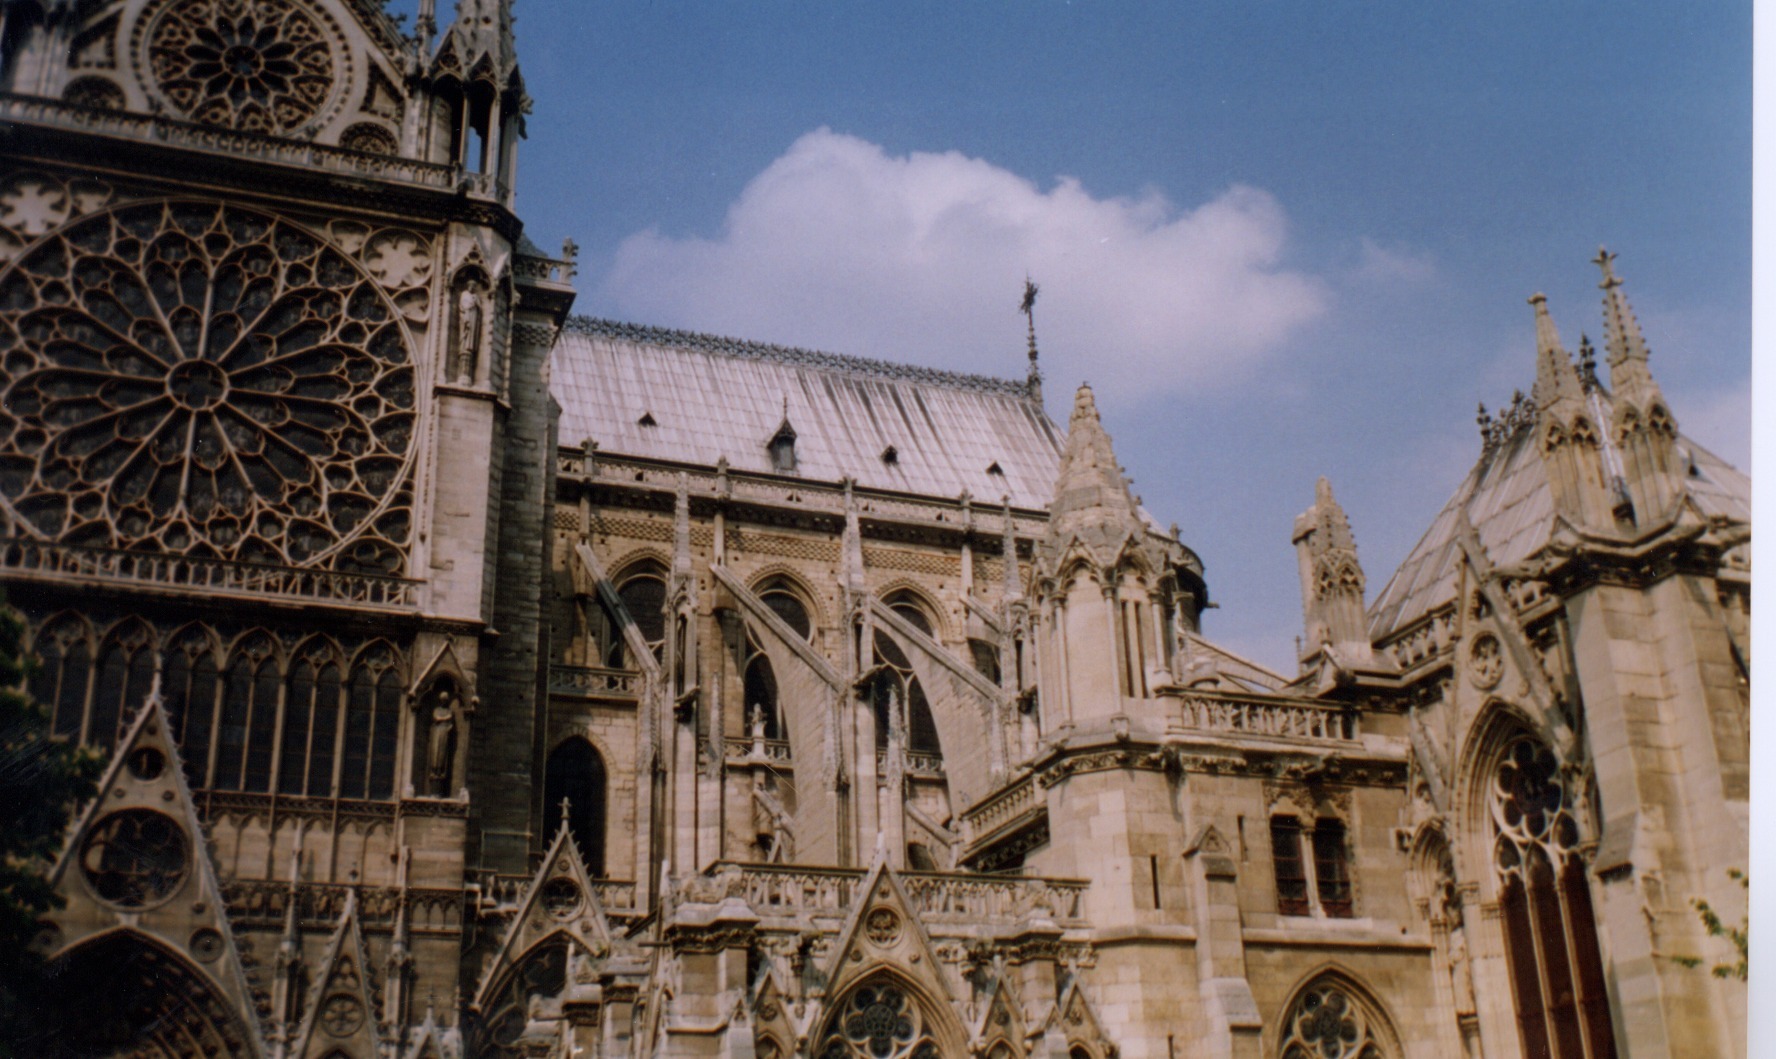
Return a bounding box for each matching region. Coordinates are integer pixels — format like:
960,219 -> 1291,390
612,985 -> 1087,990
142,0 -> 341,135
0,201 -> 417,573
80,810 -> 189,908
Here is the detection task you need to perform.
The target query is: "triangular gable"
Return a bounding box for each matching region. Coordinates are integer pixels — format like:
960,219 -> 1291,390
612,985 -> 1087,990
750,965 -> 803,1056
472,819 -> 613,1010
47,685 -> 268,1058
403,1002 -> 462,1059
973,972 -> 1030,1055
821,857 -> 953,1006
409,639 -> 470,699
1043,978 -> 1115,1059
291,892 -> 383,1059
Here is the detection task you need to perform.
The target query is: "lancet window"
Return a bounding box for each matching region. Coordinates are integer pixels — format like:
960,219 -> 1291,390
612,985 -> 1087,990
1490,734 -> 1614,1059
1271,815 -> 1354,919
28,616 -> 407,801
743,580 -> 812,741
874,591 -> 941,760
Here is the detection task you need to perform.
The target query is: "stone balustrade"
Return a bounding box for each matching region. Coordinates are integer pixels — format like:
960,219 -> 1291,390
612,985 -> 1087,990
1383,607 -> 1457,670
222,880 -> 463,934
958,773 -> 1040,843
874,748 -> 946,776
689,862 -> 1087,927
0,94 -> 461,191
548,664 -> 641,699
555,451 -> 1051,540
0,538 -> 420,609
467,870 -> 637,916
724,737 -> 794,764
1172,692 -> 1360,742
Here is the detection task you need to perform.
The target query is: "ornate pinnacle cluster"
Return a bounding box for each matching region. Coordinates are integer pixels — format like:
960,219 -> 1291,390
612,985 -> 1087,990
1528,293 -> 1583,411
1595,246 -> 1651,377
1046,384 -> 1143,561
1476,391 -> 1538,455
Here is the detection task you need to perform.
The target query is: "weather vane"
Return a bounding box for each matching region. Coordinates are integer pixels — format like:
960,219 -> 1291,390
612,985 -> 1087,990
1020,277 -> 1039,366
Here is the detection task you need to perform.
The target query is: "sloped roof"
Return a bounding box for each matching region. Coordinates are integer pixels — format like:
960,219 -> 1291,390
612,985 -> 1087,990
1367,411 -> 1750,642
551,318 -> 1064,508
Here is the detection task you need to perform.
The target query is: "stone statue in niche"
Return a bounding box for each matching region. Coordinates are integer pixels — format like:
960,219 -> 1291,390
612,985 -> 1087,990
451,279 -> 485,386
426,685 -> 458,797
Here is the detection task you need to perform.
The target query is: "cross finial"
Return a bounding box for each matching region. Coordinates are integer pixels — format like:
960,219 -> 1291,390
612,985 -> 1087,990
1593,246 -> 1620,289
1020,277 -> 1040,363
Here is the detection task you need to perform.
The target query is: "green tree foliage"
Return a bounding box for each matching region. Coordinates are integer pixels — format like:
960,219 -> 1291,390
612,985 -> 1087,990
0,596 -> 102,1055
1673,869 -> 1748,982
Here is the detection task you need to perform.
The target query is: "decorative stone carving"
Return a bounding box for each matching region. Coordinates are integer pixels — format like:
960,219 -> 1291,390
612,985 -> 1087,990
1280,984 -> 1383,1059
426,686 -> 458,796
80,809 -> 188,908
451,276 -> 488,385
1467,632 -> 1504,690
142,0 -> 342,135
0,201 -> 418,573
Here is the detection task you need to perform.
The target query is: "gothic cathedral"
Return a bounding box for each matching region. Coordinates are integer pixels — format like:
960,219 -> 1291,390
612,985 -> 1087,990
0,2 -> 1748,1057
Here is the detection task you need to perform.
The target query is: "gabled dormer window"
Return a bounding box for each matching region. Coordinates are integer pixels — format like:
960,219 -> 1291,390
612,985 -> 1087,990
767,416 -> 797,474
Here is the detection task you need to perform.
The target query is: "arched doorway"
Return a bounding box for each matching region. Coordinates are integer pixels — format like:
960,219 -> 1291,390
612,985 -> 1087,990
543,738 -> 607,876
33,931 -> 256,1058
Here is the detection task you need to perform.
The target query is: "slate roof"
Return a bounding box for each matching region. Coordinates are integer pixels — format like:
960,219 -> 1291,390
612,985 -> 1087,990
1367,409 -> 1751,642
551,318 -> 1064,509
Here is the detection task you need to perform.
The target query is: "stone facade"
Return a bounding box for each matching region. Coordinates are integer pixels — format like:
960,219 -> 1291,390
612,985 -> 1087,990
0,3 -> 1747,1058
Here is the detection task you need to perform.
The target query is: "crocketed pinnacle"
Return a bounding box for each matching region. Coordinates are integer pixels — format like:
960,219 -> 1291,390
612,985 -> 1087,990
1047,383 -> 1142,559
1595,247 -> 1652,381
1528,293 -> 1582,410
1311,476 -> 1357,556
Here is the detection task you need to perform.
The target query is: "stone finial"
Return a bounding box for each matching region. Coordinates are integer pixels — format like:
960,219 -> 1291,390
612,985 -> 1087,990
1594,246 -> 1652,381
1528,293 -> 1582,410
1292,476 -> 1372,666
1045,383 -> 1145,563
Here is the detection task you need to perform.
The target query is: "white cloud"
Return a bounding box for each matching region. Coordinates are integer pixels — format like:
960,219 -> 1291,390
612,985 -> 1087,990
598,129 -> 1328,399
1350,237 -> 1437,286
1668,379 -> 1751,471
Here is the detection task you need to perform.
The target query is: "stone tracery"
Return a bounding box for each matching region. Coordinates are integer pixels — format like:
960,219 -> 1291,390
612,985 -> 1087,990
817,981 -> 942,1059
0,200 -> 418,574
144,0 -> 340,135
1279,982 -> 1386,1059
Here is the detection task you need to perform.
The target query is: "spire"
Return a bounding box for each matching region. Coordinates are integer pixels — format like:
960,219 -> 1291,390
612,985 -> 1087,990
1528,293 -> 1582,410
1595,246 -> 1652,384
1047,384 -> 1142,561
1020,278 -> 1043,401
1292,477 -> 1372,667
415,0 -> 437,51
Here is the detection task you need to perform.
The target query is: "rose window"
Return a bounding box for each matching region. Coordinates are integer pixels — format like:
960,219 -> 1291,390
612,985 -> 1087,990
1281,984 -> 1385,1059
80,810 -> 189,908
818,983 -> 940,1059
145,0 -> 339,135
0,201 -> 417,574
1491,736 -> 1579,876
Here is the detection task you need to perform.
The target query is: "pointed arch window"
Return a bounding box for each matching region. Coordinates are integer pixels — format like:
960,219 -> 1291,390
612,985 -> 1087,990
816,980 -> 942,1059
543,739 -> 608,875
745,579 -> 813,742
607,571 -> 667,669
1280,980 -> 1390,1059
161,628 -> 221,787
871,631 -> 940,762
278,645 -> 344,797
89,623 -> 155,752
215,637 -> 278,792
1491,735 -> 1615,1059
341,646 -> 402,800
30,618 -> 92,742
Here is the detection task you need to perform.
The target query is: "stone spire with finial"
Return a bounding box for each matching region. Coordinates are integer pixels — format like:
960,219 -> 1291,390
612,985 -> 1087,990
1020,278 -> 1043,402
1594,246 -> 1652,390
1529,292 -> 1583,412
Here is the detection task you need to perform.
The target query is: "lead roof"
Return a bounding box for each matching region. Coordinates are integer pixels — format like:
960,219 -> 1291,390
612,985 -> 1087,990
551,317 -> 1064,509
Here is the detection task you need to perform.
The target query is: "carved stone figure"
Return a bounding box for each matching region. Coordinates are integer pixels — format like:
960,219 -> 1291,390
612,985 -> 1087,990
454,283 -> 485,385
427,688 -> 457,796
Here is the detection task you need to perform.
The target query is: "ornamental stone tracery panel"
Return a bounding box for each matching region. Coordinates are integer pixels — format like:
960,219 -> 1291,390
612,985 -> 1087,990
0,198 -> 423,574
137,0 -> 348,136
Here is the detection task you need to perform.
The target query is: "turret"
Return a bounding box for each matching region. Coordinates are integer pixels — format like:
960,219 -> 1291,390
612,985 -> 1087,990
1037,384 -> 1185,724
425,0 -> 526,203
1594,248 -> 1685,523
1292,477 -> 1373,668
1528,293 -> 1627,531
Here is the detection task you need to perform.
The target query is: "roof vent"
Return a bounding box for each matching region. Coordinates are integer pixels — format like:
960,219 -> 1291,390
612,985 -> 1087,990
638,411 -> 657,427
986,461 -> 1004,476
881,445 -> 898,465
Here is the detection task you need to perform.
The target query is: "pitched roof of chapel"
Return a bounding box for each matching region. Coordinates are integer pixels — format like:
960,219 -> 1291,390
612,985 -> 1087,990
550,317 -> 1065,508
1366,403 -> 1750,643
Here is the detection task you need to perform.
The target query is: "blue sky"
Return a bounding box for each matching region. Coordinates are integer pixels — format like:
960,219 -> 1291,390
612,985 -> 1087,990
405,1 -> 1751,671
